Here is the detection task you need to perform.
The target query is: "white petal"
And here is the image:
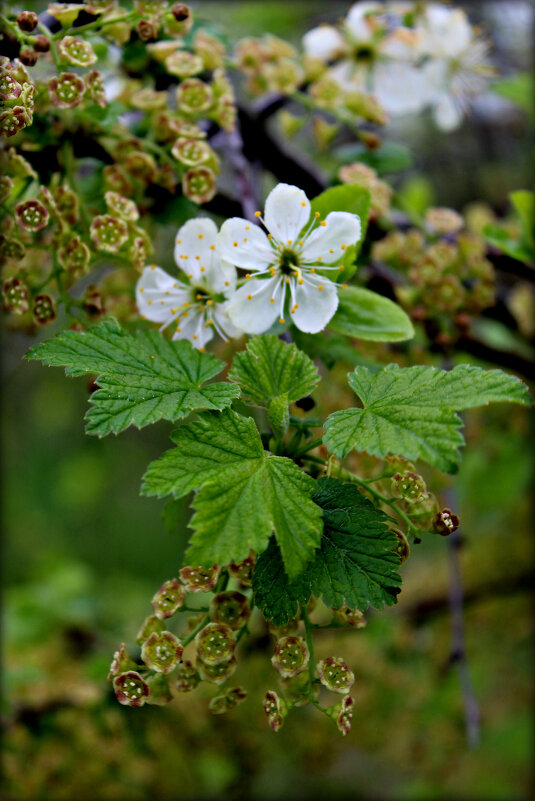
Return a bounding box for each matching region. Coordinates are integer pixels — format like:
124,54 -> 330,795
302,25 -> 346,61
227,275 -> 283,335
136,266 -> 189,323
172,308 -> 214,349
301,211 -> 361,265
345,2 -> 380,41
218,217 -> 274,271
212,302 -> 243,339
204,258 -> 238,296
373,62 -> 430,115
174,217 -> 219,283
291,275 -> 338,333
264,183 -> 311,245
433,94 -> 463,131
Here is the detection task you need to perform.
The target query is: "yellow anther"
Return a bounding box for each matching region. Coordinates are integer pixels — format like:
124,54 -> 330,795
195,255 -> 200,260
150,264 -> 156,270
243,237 -> 248,242
141,314 -> 146,319
160,300 -> 164,305
342,283 -> 348,289
173,282 -> 178,287
196,294 -> 202,300
255,211 -> 261,217
183,311 -> 189,317
329,249 -> 334,253
285,277 -> 290,284
199,347 -> 205,353
247,294 -> 252,300
320,221 -> 326,227
279,317 -> 285,323
301,201 -> 306,207
147,300 -> 152,305
310,268 -> 316,273
298,278 -> 304,285
270,298 -> 275,303
193,335 -> 198,340
269,267 -> 275,275
276,245 -> 281,250
246,273 -> 251,279
176,326 -> 181,332
183,301 -> 190,307
317,257 -> 322,262
198,233 -> 203,239
139,287 -> 144,293
183,255 -> 189,259
339,265 -> 344,270
177,239 -> 182,245
200,266 -> 205,272
341,244 -> 346,250
268,233 -> 273,239
199,305 -> 205,311
294,303 -> 299,309
315,211 -> 320,218
287,239 -> 293,245
188,274 -> 193,279
245,225 -> 250,230
206,299 -> 213,305
210,244 -> 215,250
224,281 -> 229,286
298,240 -> 303,246
317,284 -> 324,290
233,241 -> 238,247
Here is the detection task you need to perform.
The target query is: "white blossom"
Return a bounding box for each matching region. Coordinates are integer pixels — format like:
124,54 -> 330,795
219,183 -> 361,335
136,218 -> 241,350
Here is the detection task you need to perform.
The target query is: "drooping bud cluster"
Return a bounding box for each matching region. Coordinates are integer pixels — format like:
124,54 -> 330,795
0,58 -> 35,137
372,218 -> 497,341
235,35 -> 304,96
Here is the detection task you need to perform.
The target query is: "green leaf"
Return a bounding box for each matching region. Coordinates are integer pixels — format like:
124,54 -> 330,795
483,222 -> 534,265
324,363 -> 532,472
228,334 -> 320,407
252,537 -> 311,626
310,185 -> 370,258
25,319 -> 240,437
253,478 -> 401,624
268,393 -> 290,438
142,410 -> 323,577
329,286 -> 414,342
510,190 -> 534,249
492,73 -> 534,118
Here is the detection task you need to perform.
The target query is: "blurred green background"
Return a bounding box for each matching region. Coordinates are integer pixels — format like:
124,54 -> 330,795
2,2 -> 534,799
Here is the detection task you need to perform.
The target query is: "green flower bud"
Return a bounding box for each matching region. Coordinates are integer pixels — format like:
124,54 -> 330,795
0,235 -> 25,261
152,578 -> 186,619
85,70 -> 107,108
391,471 -> 427,503
15,199 -> 49,232
182,166 -> 216,204
264,58 -> 304,95
309,75 -> 343,109
34,35 -> 51,53
326,695 -> 354,736
134,0 -> 166,17
137,18 -> 160,42
176,659 -> 200,692
58,236 -> 90,277
48,72 -> 85,108
171,137 -> 213,167
113,671 -> 150,707
53,185 -> 79,225
263,690 -> 287,731
280,669 -> 311,707
195,622 -> 236,665
228,555 -> 255,587
271,636 -> 309,679
141,630 -> 183,673
102,164 -> 134,195
317,657 -> 354,695
179,564 -> 219,593
136,614 -> 165,645
209,686 -> 247,714
194,31 -> 226,70
166,51 -> 204,78
58,36 -> 97,67
128,236 -> 148,272
197,654 -> 237,684
426,207 -> 464,234
19,47 -> 38,67
32,293 -> 57,326
82,284 -> 105,318
105,191 -> 139,222
335,605 -> 366,628
277,110 -> 305,140
312,116 -> 339,151
165,3 -> 193,37
90,214 -> 128,253
130,88 -> 167,111
433,508 -> 460,536
145,672 -> 173,705
2,277 -> 29,314
122,150 -> 158,183
210,591 -> 250,631
176,78 -> 213,114
427,275 -> 465,313
108,642 -> 138,680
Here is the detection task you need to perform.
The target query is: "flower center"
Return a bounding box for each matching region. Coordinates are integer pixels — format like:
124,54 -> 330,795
353,44 -> 375,62
278,248 -> 300,275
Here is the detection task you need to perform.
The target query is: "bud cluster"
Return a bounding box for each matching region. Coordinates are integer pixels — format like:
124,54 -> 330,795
235,35 -> 304,97
0,58 -> 35,138
371,218 -> 497,340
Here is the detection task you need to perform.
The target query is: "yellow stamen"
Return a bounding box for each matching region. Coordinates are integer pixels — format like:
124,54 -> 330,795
320,221 -> 326,227
317,284 -> 324,290
233,241 -> 238,247
198,233 -> 203,239
255,211 -> 261,217
279,317 -> 285,323
270,298 -> 275,303
176,326 -> 181,332
247,294 -> 252,300
243,238 -> 248,242
139,288 -> 144,293
341,244 -> 346,250
147,300 -> 152,305
246,273 -> 251,279
210,244 -> 215,250
200,266 -> 205,272
315,211 -> 320,218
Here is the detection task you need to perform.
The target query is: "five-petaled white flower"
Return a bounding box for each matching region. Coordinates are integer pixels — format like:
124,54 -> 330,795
219,183 -> 361,334
136,218 -> 241,351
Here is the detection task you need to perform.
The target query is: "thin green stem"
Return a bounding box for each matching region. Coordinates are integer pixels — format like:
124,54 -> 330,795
181,611 -> 211,647
293,436 -> 324,459
61,140 -> 92,229
52,11 -> 137,39
302,607 -> 316,687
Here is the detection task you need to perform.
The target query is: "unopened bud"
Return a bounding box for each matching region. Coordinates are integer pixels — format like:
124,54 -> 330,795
34,35 -> 51,53
2,277 -> 29,314
136,614 -> 165,645
209,686 -> 247,714
145,672 -> 173,705
327,695 -> 354,736
17,11 -> 39,31
197,654 -> 237,684
108,643 -> 138,680
393,528 -> 410,563
19,48 -> 37,67
171,3 -> 190,21
263,690 -> 287,731
176,659 -> 200,691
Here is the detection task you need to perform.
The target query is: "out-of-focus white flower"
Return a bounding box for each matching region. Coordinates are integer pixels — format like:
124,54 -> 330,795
219,183 -> 361,335
136,218 -> 240,350
302,24 -> 347,62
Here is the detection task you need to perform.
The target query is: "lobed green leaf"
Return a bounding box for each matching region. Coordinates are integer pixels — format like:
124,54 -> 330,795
25,319 -> 240,436
324,363 -> 532,472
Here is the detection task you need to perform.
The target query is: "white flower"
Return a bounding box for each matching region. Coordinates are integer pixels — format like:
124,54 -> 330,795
219,183 -> 361,335
302,24 -> 347,62
136,218 -> 241,351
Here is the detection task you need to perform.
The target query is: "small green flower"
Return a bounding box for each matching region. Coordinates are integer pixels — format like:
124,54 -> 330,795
58,236 -> 90,277
263,691 -> 287,731
391,471 -> 427,503
197,654 -> 237,685
210,591 -> 250,631
182,166 -> 216,205
90,214 -> 128,253
271,636 -> 309,679
32,294 -> 57,326
171,137 -> 213,167
176,659 -> 200,692
85,70 -> 107,108
2,277 -> 29,314
317,657 -> 355,695
48,72 -> 85,108
136,614 -> 165,645
105,191 -> 139,222
15,199 -> 49,232
209,686 -> 247,715
113,671 -> 150,707
176,78 -> 213,114
196,623 -> 236,665
141,631 -> 183,673
108,643 -> 138,681
166,50 -> 204,78
152,578 -> 186,619
58,36 -> 97,67
179,564 -> 219,593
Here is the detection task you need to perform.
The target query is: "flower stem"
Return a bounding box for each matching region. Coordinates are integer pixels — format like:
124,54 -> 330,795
302,607 -> 316,687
